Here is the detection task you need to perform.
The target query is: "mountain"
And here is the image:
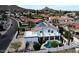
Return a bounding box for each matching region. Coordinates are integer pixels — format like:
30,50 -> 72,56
0,5 -> 9,10
41,7 -> 57,13
0,5 -> 25,11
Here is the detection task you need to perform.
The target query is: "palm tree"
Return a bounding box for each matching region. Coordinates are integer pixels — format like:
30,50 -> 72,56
64,31 -> 71,45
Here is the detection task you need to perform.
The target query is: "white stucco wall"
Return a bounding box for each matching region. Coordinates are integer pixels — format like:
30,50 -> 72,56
24,37 -> 38,43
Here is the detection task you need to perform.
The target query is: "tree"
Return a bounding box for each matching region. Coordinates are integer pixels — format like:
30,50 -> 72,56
59,43 -> 64,47
64,31 -> 71,39
58,26 -> 64,35
11,42 -> 22,52
64,31 -> 72,45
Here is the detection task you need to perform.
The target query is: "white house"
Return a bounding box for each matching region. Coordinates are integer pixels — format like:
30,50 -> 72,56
24,27 -> 61,43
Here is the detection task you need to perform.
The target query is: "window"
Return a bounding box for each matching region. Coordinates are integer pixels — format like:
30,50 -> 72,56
48,29 -> 50,32
40,31 -> 43,33
55,36 -> 59,40
51,30 -> 53,33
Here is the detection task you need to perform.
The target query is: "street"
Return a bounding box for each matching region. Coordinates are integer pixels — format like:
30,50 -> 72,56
0,18 -> 17,53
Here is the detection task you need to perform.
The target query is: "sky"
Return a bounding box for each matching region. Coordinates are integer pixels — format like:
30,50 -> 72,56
18,5 -> 79,11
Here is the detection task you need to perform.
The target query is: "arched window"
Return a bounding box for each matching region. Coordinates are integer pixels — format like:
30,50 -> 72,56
48,29 -> 50,32
51,30 -> 53,33
40,31 -> 43,33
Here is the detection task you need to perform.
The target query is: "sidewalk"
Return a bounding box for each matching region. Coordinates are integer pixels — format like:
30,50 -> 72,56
5,31 -> 25,53
5,32 -> 18,53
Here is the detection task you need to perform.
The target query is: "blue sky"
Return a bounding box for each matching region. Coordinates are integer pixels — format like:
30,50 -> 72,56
18,5 -> 79,11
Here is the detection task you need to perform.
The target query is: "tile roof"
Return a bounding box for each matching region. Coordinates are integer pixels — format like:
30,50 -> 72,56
49,16 -> 60,20
20,16 -> 28,22
72,23 -> 79,29
31,19 -> 42,23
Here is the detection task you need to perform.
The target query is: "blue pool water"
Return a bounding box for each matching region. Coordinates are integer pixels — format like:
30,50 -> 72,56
44,41 -> 52,48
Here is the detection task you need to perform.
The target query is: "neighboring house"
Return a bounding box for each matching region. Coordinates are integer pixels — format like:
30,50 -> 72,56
66,13 -> 76,17
24,27 -> 61,43
48,16 -> 60,23
71,23 -> 79,39
30,19 -> 43,24
72,23 -> 79,35
18,16 -> 30,31
40,14 -> 49,18
35,22 -> 46,27
59,16 -> 75,25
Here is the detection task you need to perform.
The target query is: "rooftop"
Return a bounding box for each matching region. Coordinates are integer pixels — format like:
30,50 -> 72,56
31,19 -> 43,23
72,23 -> 79,30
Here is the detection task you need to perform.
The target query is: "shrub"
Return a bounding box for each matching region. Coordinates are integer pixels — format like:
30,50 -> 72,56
51,41 -> 59,48
59,43 -> 64,47
33,42 -> 41,51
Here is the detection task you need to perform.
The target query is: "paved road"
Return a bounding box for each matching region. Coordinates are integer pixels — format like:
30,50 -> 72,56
0,18 -> 17,53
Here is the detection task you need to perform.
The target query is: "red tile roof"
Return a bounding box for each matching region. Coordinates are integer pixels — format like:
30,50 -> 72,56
72,23 -> 79,29
20,16 -> 29,23
31,19 -> 42,23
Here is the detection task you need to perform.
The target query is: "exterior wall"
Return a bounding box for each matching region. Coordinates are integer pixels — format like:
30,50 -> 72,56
36,27 -> 60,37
24,37 -> 38,43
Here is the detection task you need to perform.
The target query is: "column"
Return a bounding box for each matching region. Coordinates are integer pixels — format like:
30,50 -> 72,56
54,36 -> 55,40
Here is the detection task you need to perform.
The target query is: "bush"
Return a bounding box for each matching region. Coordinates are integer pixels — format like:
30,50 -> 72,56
33,42 -> 41,51
51,41 -> 59,48
59,43 -> 64,47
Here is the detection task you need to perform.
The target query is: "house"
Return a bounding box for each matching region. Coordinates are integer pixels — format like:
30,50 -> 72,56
18,16 -> 30,31
66,13 -> 76,17
24,27 -> 61,43
59,16 -> 75,25
48,16 -> 60,23
72,23 -> 79,35
30,19 -> 43,24
35,22 -> 46,27
40,14 -> 49,18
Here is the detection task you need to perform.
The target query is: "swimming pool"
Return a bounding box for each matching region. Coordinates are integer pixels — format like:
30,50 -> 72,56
44,40 -> 62,48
